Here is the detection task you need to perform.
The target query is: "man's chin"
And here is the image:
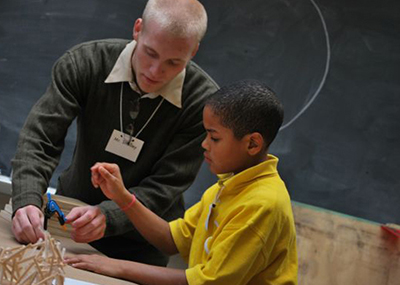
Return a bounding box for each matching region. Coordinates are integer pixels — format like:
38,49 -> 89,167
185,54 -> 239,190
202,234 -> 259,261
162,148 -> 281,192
138,82 -> 162,94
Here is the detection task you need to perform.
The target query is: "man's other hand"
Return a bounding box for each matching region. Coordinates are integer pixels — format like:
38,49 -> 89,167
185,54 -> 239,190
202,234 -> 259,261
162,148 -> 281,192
12,205 -> 45,244
66,206 -> 106,243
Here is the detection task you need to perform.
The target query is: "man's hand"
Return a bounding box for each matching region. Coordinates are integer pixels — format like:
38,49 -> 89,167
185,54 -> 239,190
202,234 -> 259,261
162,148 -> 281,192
66,206 -> 106,243
12,205 -> 45,244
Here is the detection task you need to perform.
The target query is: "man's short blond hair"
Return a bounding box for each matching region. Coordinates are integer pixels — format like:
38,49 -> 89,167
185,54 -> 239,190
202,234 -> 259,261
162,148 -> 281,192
142,0 -> 208,42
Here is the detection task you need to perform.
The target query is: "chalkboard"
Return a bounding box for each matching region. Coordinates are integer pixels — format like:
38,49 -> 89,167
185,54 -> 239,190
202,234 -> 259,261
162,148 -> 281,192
1,0 -> 399,224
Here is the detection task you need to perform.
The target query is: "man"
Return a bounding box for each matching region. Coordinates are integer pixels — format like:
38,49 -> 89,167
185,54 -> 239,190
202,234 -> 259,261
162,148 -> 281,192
11,0 -> 218,266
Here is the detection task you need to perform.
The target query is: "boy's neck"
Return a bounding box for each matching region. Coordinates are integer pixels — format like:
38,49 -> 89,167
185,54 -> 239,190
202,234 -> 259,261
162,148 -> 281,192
234,152 -> 269,175
251,152 -> 269,168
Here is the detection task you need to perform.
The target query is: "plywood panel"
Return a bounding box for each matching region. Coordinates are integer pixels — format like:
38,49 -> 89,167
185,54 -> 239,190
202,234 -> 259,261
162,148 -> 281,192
293,202 -> 400,285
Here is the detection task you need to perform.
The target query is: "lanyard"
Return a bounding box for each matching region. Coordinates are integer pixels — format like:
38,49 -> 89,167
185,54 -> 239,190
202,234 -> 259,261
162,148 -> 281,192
119,82 -> 164,138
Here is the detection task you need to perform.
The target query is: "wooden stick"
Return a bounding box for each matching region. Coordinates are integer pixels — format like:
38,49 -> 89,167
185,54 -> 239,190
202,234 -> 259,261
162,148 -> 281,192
4,263 -> 13,279
2,246 -> 26,263
55,274 -> 65,285
13,248 -> 26,280
15,261 -> 35,285
35,273 -> 59,285
24,271 -> 38,285
0,265 -> 4,283
50,238 -> 63,262
18,255 -> 36,265
49,256 -> 54,280
35,245 -> 45,262
10,258 -> 17,282
33,258 -> 45,280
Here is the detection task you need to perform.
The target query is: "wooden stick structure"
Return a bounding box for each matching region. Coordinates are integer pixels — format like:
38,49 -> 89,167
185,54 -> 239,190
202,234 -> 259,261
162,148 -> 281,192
0,231 -> 66,285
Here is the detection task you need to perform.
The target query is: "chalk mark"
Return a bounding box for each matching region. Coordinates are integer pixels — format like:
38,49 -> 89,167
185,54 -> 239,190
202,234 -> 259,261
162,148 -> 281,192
280,0 -> 331,130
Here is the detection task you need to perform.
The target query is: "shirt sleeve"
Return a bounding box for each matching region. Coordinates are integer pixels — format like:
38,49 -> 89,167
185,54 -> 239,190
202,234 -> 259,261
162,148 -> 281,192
11,51 -> 83,213
185,225 -> 266,285
169,199 -> 204,262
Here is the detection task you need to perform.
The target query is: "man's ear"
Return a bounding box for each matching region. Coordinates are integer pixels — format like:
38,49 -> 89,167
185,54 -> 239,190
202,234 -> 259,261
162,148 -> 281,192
247,133 -> 264,156
133,18 -> 143,41
191,43 -> 200,58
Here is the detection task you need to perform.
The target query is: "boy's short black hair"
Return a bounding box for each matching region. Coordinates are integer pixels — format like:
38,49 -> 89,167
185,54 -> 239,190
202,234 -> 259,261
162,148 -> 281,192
205,79 -> 284,148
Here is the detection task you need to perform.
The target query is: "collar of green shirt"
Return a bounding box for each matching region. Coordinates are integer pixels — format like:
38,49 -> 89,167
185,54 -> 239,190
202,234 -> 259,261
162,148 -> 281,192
104,40 -> 185,109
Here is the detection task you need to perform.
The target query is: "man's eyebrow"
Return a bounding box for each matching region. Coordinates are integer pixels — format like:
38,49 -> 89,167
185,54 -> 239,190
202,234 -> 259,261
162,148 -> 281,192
205,128 -> 217,133
144,45 -> 158,54
144,44 -> 185,62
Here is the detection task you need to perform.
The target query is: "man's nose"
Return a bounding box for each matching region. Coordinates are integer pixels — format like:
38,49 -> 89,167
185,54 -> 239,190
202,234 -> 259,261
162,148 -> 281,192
150,62 -> 164,77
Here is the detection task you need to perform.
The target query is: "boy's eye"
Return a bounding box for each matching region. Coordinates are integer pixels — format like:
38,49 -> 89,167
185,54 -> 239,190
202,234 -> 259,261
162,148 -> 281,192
211,137 -> 219,142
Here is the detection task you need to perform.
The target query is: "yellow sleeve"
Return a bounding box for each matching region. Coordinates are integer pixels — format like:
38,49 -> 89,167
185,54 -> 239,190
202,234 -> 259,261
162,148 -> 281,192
185,224 -> 265,285
169,199 -> 203,262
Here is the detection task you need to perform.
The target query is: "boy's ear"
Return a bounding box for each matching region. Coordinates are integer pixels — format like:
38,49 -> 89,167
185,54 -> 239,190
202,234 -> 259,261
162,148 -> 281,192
247,132 -> 264,156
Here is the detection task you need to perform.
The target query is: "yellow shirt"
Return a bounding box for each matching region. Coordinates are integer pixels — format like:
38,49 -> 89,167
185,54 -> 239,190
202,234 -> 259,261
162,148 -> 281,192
170,154 -> 298,285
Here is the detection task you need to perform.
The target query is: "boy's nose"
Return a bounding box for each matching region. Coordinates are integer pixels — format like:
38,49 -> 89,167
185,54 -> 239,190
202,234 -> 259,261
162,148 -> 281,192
201,138 -> 208,150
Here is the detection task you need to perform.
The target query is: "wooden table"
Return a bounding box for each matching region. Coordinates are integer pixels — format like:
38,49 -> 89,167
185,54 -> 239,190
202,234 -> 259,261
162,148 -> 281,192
0,211 -> 135,285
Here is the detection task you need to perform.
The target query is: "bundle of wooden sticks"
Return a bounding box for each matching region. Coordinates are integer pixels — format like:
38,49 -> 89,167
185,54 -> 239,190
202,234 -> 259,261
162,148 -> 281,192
0,231 -> 65,285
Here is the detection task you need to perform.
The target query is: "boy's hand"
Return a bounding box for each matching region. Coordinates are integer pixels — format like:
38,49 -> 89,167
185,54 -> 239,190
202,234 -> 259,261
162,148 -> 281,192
65,254 -> 122,278
90,163 -> 129,204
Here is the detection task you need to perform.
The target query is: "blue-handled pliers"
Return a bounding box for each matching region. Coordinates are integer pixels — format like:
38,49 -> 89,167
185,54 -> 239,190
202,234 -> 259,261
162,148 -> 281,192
44,193 -> 67,231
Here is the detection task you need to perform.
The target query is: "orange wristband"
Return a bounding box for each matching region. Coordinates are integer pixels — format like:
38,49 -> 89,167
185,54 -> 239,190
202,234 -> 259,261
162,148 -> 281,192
121,194 -> 136,211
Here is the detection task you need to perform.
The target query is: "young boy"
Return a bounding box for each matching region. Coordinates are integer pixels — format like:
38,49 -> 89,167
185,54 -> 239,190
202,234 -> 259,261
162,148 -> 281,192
65,80 -> 298,285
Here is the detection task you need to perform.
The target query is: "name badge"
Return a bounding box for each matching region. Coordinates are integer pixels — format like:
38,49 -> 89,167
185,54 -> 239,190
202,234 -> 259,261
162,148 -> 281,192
105,130 -> 144,162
